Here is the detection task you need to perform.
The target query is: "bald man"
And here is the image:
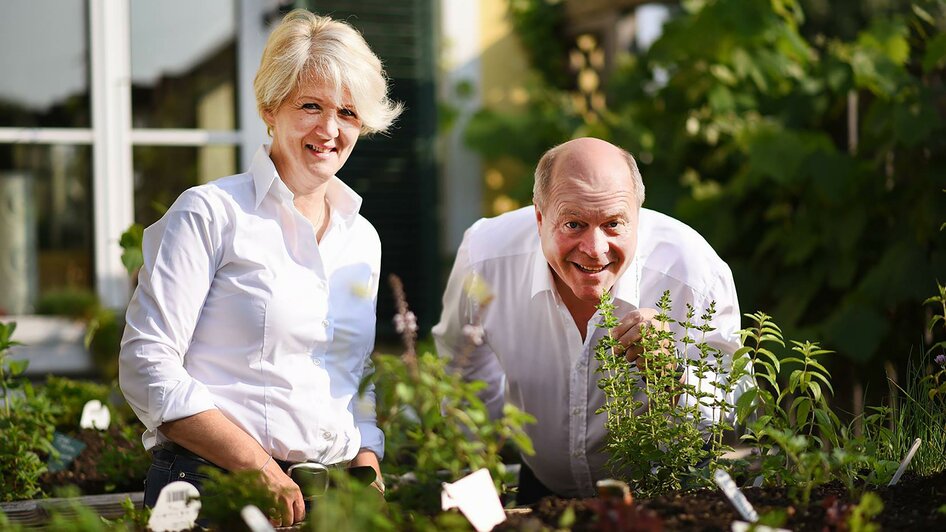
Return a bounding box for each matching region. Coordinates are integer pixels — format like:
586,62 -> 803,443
433,138 -> 746,502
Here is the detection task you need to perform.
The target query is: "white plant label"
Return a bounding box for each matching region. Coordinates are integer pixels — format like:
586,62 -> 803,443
732,521 -> 791,532
148,481 -> 201,532
441,468 -> 506,532
241,505 -> 276,532
714,469 -> 759,523
79,399 -> 110,430
888,437 -> 922,486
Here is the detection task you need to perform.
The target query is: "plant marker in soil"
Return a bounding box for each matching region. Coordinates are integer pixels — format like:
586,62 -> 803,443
79,399 -> 110,430
714,469 -> 759,522
241,505 -> 275,532
441,468 -> 506,531
148,481 -> 200,532
888,438 -> 922,486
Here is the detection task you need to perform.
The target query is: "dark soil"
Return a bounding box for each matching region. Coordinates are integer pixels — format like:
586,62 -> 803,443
500,470 -> 946,531
41,427 -> 146,495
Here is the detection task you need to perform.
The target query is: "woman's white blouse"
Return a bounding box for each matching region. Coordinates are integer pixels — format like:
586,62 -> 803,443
119,146 -> 383,464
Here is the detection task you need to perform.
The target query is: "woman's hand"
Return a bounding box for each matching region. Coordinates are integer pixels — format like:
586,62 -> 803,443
259,457 -> 306,526
159,410 -> 307,525
351,448 -> 383,494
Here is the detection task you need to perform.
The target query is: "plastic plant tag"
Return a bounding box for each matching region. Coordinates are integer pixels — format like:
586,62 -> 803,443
888,437 -> 922,486
714,469 -> 759,523
148,481 -> 201,532
47,431 -> 87,473
441,468 -> 506,532
731,521 -> 791,532
241,505 -> 276,532
79,399 -> 111,430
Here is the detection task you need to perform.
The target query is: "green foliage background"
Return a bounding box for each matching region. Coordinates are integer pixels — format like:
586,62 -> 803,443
465,0 -> 946,381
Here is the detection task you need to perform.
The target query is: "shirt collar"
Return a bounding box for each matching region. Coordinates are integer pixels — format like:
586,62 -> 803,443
250,144 -> 363,224
529,240 -> 642,308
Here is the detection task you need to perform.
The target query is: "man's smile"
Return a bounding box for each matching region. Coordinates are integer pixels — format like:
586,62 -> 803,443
574,263 -> 609,274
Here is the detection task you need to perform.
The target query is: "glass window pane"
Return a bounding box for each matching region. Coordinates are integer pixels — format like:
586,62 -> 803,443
130,0 -> 238,129
0,0 -> 90,128
0,144 -> 93,314
133,146 -> 238,227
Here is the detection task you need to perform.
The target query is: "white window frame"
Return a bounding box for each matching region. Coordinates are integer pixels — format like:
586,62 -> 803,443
0,0 -> 269,309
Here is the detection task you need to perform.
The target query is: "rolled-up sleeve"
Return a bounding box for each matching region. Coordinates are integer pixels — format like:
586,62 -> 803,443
119,200 -> 221,434
354,355 -> 384,459
353,262 -> 384,459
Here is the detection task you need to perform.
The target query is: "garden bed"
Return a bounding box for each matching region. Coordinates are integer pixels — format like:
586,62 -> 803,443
502,470 -> 946,530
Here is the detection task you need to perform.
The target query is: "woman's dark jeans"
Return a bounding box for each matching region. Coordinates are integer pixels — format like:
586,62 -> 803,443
143,447 -> 224,509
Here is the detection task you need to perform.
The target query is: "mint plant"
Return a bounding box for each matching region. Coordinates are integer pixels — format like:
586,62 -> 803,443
736,314 -> 900,505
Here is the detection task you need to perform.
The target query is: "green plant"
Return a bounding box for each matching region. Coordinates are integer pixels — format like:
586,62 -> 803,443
594,291 -> 742,497
469,0 -> 946,373
0,322 -> 58,502
41,376 -> 110,430
304,470 -> 394,531
374,350 -> 535,513
0,510 -> 24,532
98,424 -> 151,492
374,275 -> 535,514
735,313 -> 899,505
507,0 -> 570,89
85,307 -> 124,381
923,280 -> 946,403
823,491 -> 884,532
198,467 -> 279,529
34,288 -> 100,320
119,223 -> 144,278
882,351 -> 946,475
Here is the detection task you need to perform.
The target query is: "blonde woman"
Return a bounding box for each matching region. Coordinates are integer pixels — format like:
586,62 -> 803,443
120,9 -> 401,526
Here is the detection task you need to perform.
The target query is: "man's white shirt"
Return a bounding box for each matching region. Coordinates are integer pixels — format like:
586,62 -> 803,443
433,205 -> 746,497
120,145 -> 383,464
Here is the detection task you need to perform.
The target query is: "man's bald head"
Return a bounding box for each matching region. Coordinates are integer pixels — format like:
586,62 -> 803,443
532,138 -> 645,211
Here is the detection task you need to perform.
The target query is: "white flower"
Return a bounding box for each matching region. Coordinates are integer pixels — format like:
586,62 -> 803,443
394,311 -> 418,334
462,324 -> 485,346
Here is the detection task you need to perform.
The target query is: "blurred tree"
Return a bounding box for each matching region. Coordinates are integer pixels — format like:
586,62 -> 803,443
464,0 -> 946,374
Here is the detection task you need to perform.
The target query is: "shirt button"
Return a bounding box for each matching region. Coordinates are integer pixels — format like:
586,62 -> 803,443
312,357 -> 323,367
322,430 -> 333,440
321,319 -> 330,327
572,407 -> 581,415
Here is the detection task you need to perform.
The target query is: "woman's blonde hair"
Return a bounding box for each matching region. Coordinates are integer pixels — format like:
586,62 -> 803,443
254,9 -> 403,135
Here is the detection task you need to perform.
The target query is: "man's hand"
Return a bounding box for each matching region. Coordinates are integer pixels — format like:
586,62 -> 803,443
611,308 -> 669,369
611,308 -> 686,405
612,308 -> 682,374
259,458 -> 306,526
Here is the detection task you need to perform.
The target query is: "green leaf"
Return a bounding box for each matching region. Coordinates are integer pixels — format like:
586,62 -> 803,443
394,382 -> 414,403
923,33 -> 946,72
736,388 -> 759,422
119,223 -> 145,276
795,399 -> 811,427
808,381 -> 822,403
809,372 -> 834,396
7,359 -> 28,377
823,303 -> 889,363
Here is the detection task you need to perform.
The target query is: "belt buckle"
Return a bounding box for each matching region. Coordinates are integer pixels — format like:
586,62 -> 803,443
287,462 -> 329,500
